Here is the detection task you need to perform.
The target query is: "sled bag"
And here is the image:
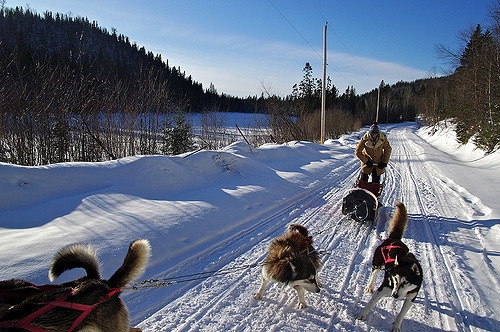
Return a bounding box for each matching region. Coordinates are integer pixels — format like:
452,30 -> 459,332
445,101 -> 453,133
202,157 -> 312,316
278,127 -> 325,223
342,188 -> 378,222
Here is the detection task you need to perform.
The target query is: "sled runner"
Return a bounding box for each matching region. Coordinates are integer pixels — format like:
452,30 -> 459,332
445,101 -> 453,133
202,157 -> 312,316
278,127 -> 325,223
342,177 -> 383,223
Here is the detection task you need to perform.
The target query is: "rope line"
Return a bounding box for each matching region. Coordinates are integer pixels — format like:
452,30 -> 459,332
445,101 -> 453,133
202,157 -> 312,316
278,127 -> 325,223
314,199 -> 370,236
128,188 -> 375,290
128,262 -> 263,290
128,243 -> 336,290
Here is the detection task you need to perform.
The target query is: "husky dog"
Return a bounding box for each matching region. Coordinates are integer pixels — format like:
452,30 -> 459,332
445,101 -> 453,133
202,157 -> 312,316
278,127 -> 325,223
254,224 -> 322,309
0,239 -> 151,332
355,202 -> 423,331
364,201 -> 410,293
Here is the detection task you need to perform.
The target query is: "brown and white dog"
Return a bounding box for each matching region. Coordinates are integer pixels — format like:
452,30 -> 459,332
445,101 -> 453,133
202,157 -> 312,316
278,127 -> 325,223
0,239 -> 150,332
355,202 -> 423,332
254,224 -> 322,309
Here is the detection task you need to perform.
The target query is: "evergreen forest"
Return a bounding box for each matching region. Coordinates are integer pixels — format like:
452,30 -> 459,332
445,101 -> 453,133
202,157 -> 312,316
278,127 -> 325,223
1,4 -> 499,166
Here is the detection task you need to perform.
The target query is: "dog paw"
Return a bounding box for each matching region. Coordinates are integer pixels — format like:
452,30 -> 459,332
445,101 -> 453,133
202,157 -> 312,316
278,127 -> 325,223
297,302 -> 307,309
253,293 -> 262,300
364,286 -> 374,293
316,277 -> 323,288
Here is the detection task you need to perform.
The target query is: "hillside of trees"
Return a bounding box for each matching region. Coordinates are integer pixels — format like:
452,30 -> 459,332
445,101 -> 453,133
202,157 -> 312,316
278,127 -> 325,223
1,4 -> 498,166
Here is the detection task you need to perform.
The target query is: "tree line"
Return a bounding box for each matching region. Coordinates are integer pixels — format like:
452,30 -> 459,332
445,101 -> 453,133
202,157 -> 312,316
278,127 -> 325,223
0,6 -> 270,165
439,20 -> 500,152
289,1 -> 500,153
0,3 -> 498,166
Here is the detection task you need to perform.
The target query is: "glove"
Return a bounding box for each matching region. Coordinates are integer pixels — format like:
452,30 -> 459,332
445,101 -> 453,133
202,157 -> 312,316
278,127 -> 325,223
378,162 -> 387,169
365,160 -> 373,167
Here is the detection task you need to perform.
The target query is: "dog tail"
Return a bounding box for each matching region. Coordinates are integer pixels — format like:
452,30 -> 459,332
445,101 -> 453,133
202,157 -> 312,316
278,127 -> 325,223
49,244 -> 101,281
288,223 -> 309,237
108,239 -> 151,289
388,201 -> 408,240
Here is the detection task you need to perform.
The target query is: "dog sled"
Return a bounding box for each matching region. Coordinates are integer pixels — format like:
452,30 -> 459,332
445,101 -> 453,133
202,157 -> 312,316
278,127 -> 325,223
342,173 -> 383,223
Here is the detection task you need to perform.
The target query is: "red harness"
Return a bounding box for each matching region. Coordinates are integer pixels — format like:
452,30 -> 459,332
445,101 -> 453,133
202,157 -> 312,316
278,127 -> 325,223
381,241 -> 402,265
0,287 -> 120,332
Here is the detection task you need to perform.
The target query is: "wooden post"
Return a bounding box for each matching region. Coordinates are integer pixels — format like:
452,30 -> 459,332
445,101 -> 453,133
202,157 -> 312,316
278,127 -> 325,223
320,23 -> 327,144
376,80 -> 383,123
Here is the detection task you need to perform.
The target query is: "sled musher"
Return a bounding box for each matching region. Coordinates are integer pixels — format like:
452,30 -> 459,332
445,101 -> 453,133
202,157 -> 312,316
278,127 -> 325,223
342,165 -> 383,223
344,85 -> 389,223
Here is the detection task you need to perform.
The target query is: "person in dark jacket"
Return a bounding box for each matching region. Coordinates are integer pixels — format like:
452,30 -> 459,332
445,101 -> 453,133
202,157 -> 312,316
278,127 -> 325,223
354,123 -> 392,183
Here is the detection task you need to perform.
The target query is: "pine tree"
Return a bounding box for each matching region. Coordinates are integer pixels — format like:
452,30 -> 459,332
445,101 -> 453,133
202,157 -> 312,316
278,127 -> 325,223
162,112 -> 194,155
292,62 -> 321,115
452,24 -> 499,151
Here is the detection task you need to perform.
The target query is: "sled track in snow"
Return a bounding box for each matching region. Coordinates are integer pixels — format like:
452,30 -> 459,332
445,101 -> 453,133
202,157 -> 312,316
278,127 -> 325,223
137,149 -> 402,331
392,163 -> 465,330
131,157 -> 363,326
389,130 -> 467,331
137,126 -> 499,331
387,128 -> 498,332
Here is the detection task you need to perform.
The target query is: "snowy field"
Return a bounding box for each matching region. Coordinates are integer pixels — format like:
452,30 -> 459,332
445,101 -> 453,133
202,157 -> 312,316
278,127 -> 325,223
1,121 -> 499,331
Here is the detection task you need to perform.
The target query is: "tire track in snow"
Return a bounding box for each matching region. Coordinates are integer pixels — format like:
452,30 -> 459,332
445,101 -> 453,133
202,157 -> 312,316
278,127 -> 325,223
137,156 -> 362,330
137,125 -> 499,331
394,130 -> 467,331
391,127 -> 497,331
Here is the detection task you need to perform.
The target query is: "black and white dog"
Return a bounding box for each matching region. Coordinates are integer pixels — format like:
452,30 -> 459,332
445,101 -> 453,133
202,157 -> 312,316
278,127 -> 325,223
355,202 -> 423,332
254,224 -> 322,309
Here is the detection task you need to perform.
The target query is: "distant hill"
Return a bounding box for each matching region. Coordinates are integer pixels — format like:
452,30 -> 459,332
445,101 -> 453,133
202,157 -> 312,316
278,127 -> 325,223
0,5 -> 434,121
0,6 -> 265,113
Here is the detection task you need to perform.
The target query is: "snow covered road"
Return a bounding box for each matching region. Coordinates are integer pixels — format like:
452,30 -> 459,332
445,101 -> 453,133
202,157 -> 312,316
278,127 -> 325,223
134,123 -> 500,331
1,122 -> 499,331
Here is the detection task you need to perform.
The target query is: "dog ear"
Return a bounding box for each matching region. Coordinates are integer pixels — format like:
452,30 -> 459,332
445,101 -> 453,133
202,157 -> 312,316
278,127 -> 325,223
411,263 -> 421,276
288,224 -> 309,237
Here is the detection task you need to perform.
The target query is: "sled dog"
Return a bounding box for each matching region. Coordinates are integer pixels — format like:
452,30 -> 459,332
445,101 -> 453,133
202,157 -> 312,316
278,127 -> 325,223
355,202 -> 423,331
254,223 -> 322,309
364,201 -> 410,294
0,239 -> 151,332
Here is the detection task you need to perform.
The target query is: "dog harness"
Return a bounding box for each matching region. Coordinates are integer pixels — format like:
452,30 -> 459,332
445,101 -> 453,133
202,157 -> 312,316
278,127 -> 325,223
381,241 -> 403,265
0,287 -> 120,332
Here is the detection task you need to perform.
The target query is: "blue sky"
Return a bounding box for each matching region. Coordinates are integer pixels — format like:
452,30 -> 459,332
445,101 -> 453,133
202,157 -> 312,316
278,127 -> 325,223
5,0 -> 495,97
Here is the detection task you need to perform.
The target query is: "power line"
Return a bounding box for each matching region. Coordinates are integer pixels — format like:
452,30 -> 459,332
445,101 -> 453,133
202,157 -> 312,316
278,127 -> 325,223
310,0 -> 328,23
310,0 -> 369,84
267,0 -> 357,88
267,0 -> 322,60
331,28 -> 371,78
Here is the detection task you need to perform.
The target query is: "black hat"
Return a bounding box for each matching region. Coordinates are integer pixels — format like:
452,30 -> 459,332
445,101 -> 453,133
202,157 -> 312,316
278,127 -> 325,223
369,122 -> 380,134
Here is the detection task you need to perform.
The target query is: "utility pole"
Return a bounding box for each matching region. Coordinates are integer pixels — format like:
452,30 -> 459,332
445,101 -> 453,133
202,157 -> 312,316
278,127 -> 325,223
320,22 -> 327,144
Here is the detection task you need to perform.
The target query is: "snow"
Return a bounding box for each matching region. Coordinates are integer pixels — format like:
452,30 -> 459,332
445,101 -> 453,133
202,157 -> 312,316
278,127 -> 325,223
1,121 -> 499,332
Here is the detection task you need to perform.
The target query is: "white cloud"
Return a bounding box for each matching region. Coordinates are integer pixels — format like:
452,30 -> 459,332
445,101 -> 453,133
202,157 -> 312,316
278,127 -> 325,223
139,21 -> 432,97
